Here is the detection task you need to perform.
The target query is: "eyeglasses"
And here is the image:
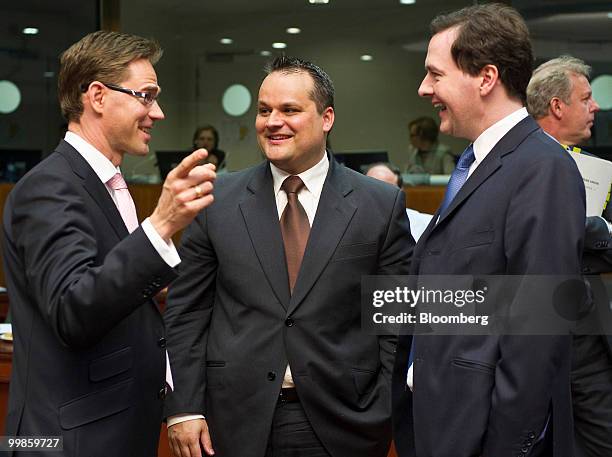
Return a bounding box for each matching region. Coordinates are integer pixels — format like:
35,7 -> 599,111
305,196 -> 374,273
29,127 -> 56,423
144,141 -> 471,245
103,82 -> 160,105
81,82 -> 160,106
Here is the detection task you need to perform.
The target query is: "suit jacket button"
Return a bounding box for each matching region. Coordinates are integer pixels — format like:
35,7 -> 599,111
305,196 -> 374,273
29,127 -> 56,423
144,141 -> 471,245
285,318 -> 294,327
528,432 -> 536,439
158,387 -> 167,400
158,337 -> 167,348
521,448 -> 529,453
267,371 -> 276,381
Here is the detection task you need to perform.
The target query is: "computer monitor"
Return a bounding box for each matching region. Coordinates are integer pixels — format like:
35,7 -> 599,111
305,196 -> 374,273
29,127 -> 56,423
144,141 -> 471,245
0,149 -> 42,182
333,151 -> 389,173
155,150 -> 192,180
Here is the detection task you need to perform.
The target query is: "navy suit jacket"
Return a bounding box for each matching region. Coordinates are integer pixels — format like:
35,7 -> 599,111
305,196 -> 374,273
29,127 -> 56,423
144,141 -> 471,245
2,140 -> 176,456
164,155 -> 414,457
392,116 -> 585,457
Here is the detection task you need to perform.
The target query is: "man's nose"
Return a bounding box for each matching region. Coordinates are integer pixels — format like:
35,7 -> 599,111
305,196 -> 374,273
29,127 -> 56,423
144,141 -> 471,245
266,110 -> 284,127
418,75 -> 433,98
149,100 -> 165,120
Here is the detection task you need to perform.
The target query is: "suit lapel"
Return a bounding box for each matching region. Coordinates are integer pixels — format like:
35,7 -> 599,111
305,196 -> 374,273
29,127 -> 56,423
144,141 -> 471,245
56,140 -> 128,240
239,163 -> 292,309
434,116 -> 540,228
288,158 -> 356,314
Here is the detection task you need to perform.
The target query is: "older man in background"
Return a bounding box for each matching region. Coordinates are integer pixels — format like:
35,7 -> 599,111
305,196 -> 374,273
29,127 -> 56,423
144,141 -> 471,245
527,55 -> 611,457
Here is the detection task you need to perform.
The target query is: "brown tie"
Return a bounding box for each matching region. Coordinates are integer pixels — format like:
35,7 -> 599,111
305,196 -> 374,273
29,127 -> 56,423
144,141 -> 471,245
280,176 -> 310,292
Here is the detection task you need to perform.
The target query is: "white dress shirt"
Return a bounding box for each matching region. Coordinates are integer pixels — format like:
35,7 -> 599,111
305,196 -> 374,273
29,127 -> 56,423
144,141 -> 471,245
407,107 -> 529,391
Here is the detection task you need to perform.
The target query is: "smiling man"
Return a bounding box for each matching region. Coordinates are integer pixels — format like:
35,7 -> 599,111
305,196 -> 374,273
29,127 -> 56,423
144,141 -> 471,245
2,31 -> 215,456
391,4 -> 585,457
163,56 -> 414,457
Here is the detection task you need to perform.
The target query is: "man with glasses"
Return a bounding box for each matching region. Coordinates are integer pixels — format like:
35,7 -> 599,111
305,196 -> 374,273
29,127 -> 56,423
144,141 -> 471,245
2,31 -> 214,456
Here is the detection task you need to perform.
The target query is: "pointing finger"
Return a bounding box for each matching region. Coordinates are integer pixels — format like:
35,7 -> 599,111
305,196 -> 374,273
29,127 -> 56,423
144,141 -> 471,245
170,149 -> 208,179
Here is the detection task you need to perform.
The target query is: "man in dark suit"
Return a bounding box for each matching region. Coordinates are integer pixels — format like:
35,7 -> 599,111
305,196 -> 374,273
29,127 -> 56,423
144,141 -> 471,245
527,55 -> 611,457
2,31 -> 215,456
392,4 -> 585,457
163,56 -> 414,457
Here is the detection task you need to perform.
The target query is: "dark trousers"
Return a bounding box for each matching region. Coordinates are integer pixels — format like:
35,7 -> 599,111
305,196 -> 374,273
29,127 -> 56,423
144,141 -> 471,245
572,335 -> 612,457
264,401 -> 331,457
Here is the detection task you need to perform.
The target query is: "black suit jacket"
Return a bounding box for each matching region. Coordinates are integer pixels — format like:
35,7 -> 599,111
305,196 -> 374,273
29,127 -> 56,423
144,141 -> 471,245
164,155 -> 414,457
392,116 -> 585,457
2,140 -> 177,456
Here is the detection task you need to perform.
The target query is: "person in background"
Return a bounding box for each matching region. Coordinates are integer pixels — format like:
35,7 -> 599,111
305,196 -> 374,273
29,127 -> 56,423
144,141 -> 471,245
527,55 -> 611,457
2,30 -> 215,457
365,162 -> 432,241
404,116 -> 455,174
392,4 -> 585,457
193,125 -> 227,171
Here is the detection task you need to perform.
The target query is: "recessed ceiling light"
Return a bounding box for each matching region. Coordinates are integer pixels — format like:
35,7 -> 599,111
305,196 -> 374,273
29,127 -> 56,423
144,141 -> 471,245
272,42 -> 287,49
220,38 -> 233,44
308,0 -> 329,4
286,27 -> 301,34
260,50 -> 272,56
360,55 -> 373,61
43,71 -> 54,78
400,0 -> 416,4
22,27 -> 39,35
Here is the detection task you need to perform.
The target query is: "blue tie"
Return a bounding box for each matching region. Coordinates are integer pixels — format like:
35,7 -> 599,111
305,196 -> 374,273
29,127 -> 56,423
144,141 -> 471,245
439,144 -> 475,216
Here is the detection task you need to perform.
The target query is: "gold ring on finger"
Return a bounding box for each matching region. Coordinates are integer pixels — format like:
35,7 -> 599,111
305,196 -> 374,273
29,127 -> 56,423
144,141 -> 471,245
194,185 -> 203,199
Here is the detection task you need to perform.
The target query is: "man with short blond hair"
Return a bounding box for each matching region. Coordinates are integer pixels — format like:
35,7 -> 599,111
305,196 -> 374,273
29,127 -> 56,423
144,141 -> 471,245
3,30 -> 215,456
527,55 -> 600,147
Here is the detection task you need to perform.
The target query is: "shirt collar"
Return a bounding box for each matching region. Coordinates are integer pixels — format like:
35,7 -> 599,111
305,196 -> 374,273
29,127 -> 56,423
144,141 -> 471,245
270,151 -> 329,198
64,131 -> 121,184
472,107 -> 529,165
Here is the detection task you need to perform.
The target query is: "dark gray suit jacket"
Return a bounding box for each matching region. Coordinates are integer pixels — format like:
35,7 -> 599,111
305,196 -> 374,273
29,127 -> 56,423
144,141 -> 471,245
164,155 -> 414,457
392,116 -> 585,457
2,140 -> 176,456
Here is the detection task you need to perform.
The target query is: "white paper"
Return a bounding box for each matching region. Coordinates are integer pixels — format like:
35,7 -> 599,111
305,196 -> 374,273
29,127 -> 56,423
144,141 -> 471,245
568,151 -> 612,217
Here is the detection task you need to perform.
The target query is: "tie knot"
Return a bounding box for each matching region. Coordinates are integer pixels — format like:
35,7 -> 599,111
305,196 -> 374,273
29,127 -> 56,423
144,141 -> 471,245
107,173 -> 128,191
457,144 -> 475,170
281,176 -> 305,195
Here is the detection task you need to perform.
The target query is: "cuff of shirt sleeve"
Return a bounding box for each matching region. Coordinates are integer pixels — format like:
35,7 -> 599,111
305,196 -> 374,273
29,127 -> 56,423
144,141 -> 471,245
142,217 -> 181,267
167,414 -> 206,427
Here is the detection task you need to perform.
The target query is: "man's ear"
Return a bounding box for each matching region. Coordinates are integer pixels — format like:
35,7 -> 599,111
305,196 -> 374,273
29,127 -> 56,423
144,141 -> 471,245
479,64 -> 499,97
322,106 -> 335,133
549,97 -> 564,120
83,81 -> 106,115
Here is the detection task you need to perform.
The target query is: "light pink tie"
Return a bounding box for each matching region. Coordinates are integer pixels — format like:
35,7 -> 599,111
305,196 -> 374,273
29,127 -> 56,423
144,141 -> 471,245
107,173 -> 139,233
106,172 -> 174,390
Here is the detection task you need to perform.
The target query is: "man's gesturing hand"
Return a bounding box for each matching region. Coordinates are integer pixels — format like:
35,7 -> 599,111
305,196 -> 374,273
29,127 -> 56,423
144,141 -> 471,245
150,149 -> 215,241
